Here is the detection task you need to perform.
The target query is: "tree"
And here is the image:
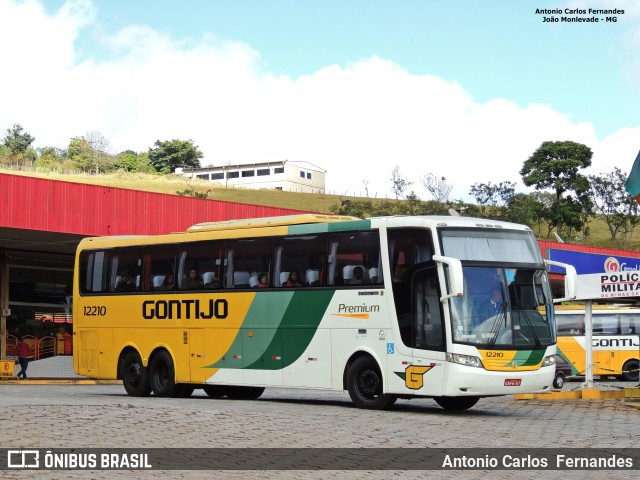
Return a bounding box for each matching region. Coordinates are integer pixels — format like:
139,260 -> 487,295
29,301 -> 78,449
116,150 -> 154,173
469,181 -> 515,206
362,179 -> 370,197
149,139 -> 203,174
504,193 -> 538,226
2,124 -> 35,159
589,168 -> 640,241
84,131 -> 115,174
520,141 -> 593,238
421,173 -> 453,202
67,132 -> 116,173
34,146 -> 64,172
67,137 -> 93,171
390,166 -> 412,200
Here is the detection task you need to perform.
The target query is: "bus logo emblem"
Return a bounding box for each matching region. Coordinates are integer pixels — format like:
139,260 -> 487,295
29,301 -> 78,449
404,365 -> 432,390
511,360 -> 519,368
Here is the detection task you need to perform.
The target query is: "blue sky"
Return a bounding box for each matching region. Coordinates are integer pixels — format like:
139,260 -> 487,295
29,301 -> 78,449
1,0 -> 639,199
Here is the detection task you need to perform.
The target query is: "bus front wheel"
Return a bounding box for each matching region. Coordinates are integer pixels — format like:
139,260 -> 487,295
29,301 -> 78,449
149,350 -> 176,397
620,359 -> 639,382
434,396 -> 479,411
120,351 -> 151,397
347,356 -> 397,410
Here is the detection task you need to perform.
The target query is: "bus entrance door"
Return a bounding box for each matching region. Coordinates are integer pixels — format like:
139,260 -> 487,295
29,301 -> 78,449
409,270 -> 446,396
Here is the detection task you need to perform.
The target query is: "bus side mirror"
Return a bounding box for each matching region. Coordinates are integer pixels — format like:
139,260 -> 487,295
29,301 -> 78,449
432,255 -> 464,300
544,260 -> 577,302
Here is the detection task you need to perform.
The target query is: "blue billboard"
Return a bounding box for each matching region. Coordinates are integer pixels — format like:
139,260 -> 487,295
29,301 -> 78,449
547,249 -> 640,275
548,248 -> 640,300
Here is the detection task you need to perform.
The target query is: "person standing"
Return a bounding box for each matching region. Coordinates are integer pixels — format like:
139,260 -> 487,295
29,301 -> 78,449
15,337 -> 31,380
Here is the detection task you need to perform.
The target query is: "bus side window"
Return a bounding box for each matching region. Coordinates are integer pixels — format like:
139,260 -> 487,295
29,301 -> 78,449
108,248 -> 143,293
80,250 -> 109,293
276,235 -> 326,288
225,237 -> 273,289
621,313 -> 640,334
593,315 -> 620,335
179,241 -> 224,290
144,244 -> 178,292
327,231 -> 381,287
557,314 -> 583,335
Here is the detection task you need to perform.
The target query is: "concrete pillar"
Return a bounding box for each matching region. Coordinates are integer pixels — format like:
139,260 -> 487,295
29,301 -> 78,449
0,249 -> 7,360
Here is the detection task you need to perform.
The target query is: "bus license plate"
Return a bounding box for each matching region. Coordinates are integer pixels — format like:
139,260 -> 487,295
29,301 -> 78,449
504,379 -> 522,386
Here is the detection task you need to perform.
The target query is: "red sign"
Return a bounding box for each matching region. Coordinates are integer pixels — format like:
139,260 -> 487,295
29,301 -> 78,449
504,379 -> 522,386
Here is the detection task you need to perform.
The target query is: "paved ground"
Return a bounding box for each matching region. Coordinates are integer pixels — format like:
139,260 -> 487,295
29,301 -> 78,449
0,382 -> 638,479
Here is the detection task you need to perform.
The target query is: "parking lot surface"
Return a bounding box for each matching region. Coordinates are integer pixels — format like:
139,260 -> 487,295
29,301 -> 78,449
0,383 -> 638,479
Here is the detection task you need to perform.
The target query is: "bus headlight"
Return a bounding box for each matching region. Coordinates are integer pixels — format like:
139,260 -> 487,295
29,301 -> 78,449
447,353 -> 484,368
543,355 -> 556,367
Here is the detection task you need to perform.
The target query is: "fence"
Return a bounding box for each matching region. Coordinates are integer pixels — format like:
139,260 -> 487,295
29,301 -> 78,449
4,333 -> 73,360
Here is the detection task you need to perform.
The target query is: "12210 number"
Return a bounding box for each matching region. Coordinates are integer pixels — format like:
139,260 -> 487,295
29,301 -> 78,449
84,306 -> 107,316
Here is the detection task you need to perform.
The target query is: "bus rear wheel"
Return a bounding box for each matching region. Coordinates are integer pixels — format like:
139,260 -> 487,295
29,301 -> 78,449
434,396 -> 479,411
149,350 -> 177,397
621,359 -> 639,382
120,351 -> 151,397
347,356 -> 397,410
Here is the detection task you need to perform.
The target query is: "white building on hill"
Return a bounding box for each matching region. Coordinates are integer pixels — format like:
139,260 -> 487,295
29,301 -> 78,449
175,160 -> 326,194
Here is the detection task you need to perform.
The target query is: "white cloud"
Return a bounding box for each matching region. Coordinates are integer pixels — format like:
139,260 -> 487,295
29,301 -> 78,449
0,0 -> 637,202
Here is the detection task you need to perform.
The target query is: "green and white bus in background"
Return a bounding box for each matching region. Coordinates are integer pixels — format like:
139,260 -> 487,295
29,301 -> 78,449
74,214 -> 575,410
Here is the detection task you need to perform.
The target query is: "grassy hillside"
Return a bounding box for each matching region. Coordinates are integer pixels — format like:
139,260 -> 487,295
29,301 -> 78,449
4,168 -> 639,251
3,168 -> 365,214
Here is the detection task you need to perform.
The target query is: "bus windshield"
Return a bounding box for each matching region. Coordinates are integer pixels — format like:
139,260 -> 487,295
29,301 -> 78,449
449,266 -> 556,348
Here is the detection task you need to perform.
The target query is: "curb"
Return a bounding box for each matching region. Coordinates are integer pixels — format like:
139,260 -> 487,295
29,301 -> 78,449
515,387 -> 640,404
0,379 -> 121,385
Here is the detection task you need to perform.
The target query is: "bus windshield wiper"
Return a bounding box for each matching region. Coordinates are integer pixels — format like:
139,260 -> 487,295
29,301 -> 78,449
487,303 -> 507,348
513,299 -> 541,348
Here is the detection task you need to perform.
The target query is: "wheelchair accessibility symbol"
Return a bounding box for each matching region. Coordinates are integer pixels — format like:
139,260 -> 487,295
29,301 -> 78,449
387,343 -> 395,354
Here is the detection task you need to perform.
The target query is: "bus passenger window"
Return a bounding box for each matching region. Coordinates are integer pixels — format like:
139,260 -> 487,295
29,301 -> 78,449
328,231 -> 381,287
224,237 -> 273,289
275,235 -> 326,288
179,241 -> 223,290
144,244 -> 178,292
203,272 -> 219,289
108,248 -> 143,293
183,267 -> 204,289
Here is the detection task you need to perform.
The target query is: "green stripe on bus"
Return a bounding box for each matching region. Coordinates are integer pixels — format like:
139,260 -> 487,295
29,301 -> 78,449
288,219 -> 371,235
244,290 -> 335,370
556,347 -> 580,375
208,290 -> 335,370
244,291 -> 293,367
512,349 -> 545,366
327,219 -> 371,232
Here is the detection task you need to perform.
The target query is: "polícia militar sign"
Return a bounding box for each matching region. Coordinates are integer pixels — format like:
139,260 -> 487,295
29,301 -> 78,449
548,249 -> 640,300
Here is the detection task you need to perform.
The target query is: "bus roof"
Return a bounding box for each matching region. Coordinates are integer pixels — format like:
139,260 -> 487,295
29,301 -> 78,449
186,214 -> 361,232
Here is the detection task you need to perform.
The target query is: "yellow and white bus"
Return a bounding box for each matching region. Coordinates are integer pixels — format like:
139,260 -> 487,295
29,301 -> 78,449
74,214 -> 574,410
556,306 -> 640,382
